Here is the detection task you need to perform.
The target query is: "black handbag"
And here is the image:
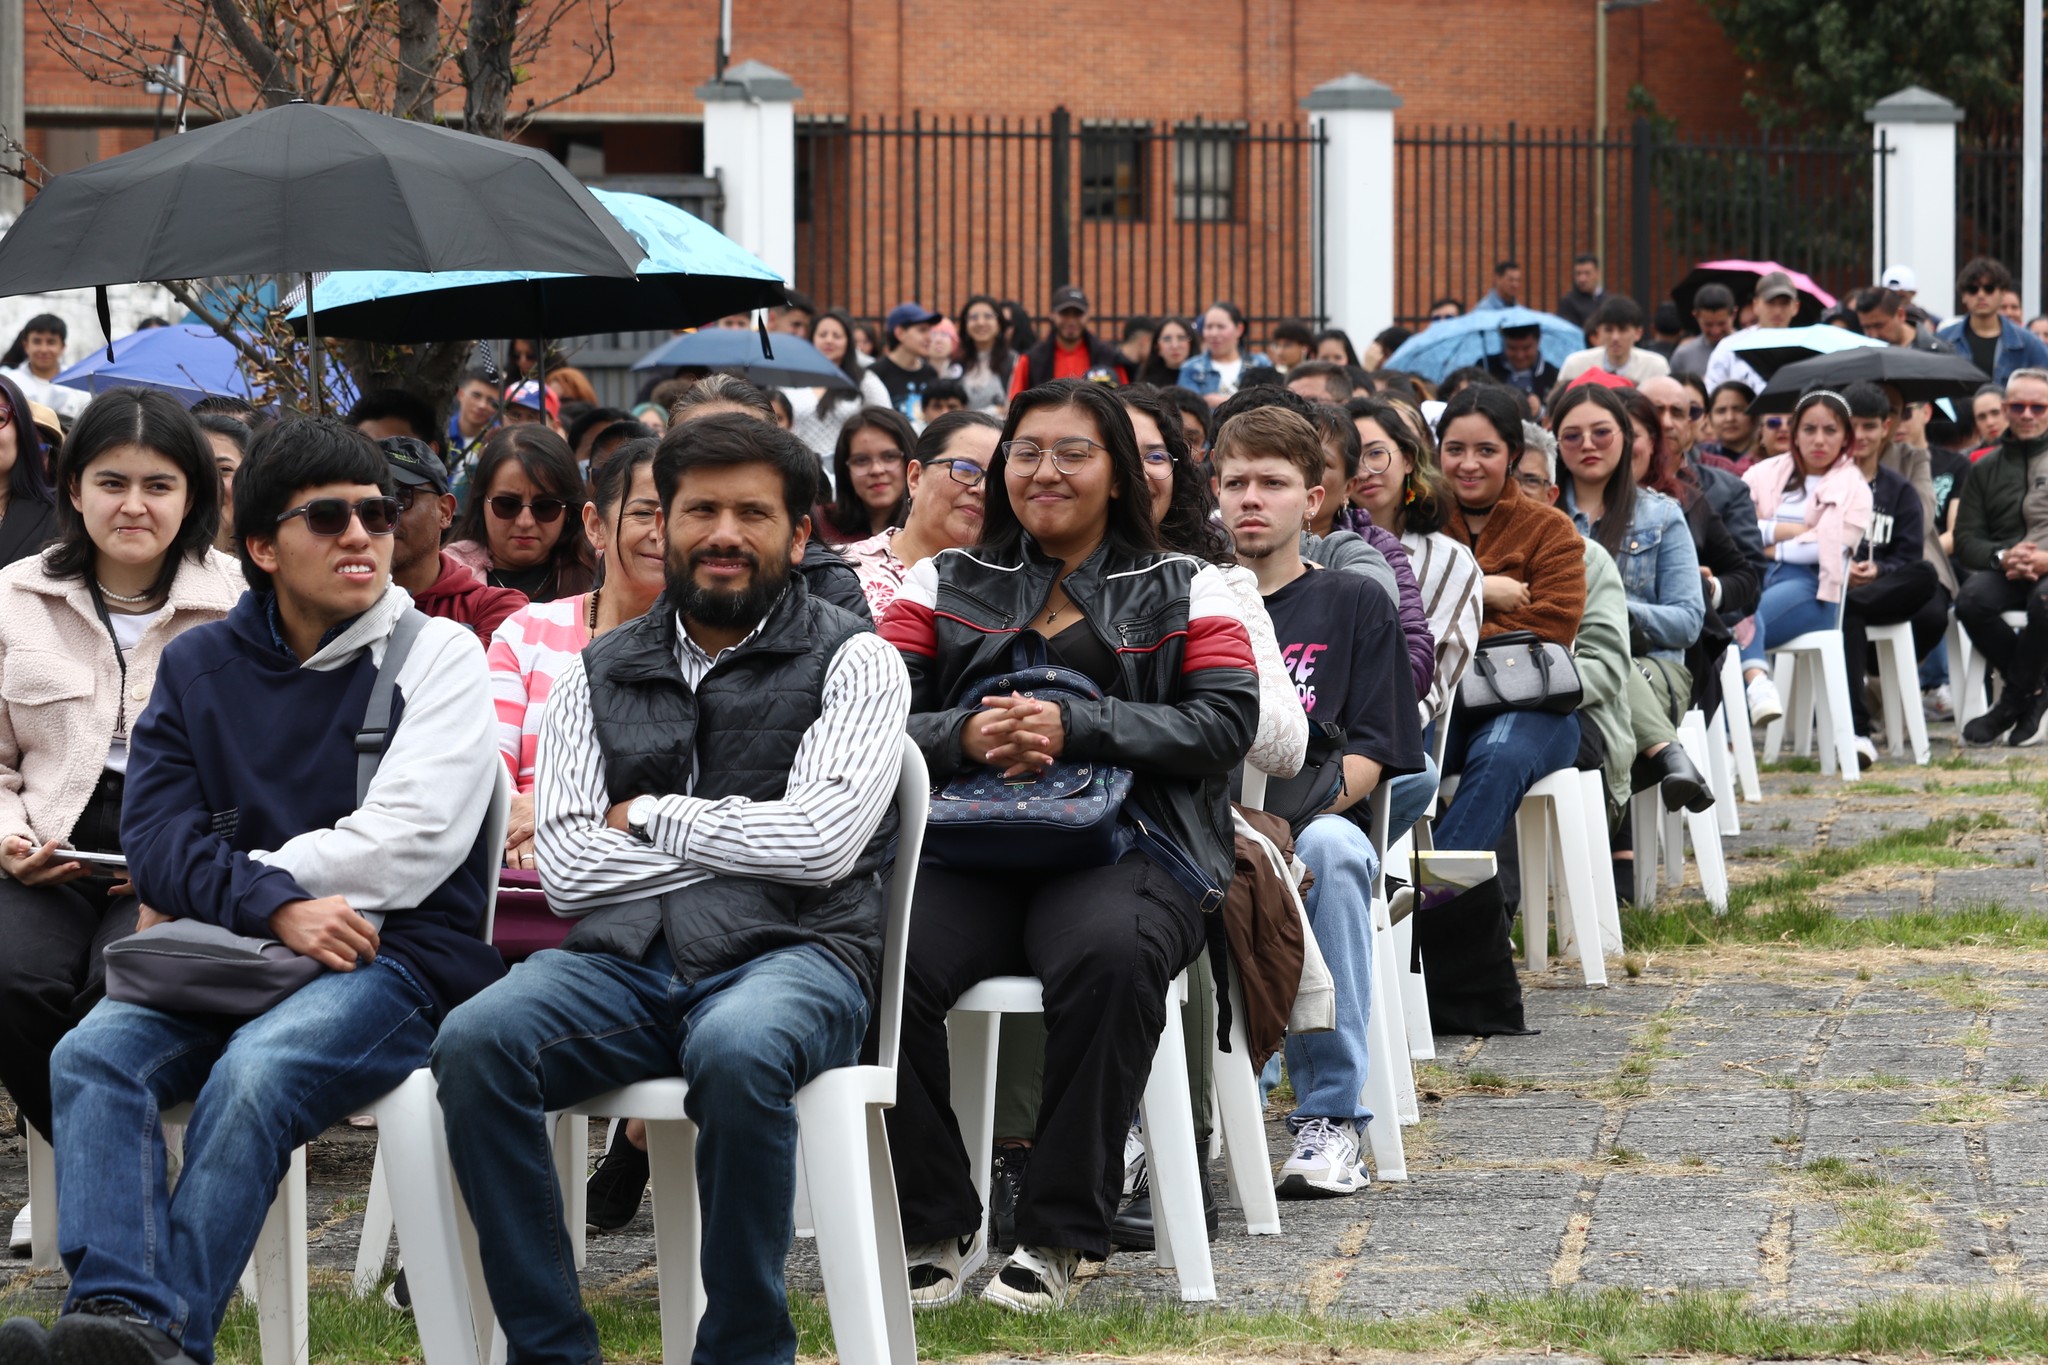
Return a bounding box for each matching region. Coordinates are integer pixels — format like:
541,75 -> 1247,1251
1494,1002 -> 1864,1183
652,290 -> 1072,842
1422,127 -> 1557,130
1457,629 -> 1583,721
1256,720 -> 1347,838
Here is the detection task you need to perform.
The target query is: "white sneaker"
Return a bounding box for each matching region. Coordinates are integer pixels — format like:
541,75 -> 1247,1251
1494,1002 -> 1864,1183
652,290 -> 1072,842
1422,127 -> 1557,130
1746,674 -> 1785,727
8,1202 -> 28,1255
1120,1118 -> 1146,1200
982,1244 -> 1082,1312
1275,1117 -> 1368,1199
1852,735 -> 1878,770
1923,684 -> 1954,722
906,1231 -> 985,1310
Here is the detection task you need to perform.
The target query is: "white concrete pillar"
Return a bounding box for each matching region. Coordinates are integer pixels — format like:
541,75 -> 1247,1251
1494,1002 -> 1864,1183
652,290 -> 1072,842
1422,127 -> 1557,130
1864,86 -> 1963,321
0,0 -> 23,220
1302,74 -> 1401,340
697,59 -> 801,285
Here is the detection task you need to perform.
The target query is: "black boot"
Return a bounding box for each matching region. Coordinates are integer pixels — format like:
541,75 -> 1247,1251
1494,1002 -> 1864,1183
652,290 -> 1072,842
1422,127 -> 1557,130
585,1126 -> 651,1234
1632,745 -> 1712,814
1108,1161 -> 1217,1251
989,1143 -> 1031,1254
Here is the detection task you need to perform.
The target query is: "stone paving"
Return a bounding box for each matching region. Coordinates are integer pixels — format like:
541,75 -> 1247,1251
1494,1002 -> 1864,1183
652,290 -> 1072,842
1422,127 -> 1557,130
7,730 -> 2048,1331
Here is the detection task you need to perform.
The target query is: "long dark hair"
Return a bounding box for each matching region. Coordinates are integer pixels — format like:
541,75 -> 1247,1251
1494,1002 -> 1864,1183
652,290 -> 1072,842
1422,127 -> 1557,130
1348,394 -> 1450,536
1,313 -> 66,371
813,308 -> 868,426
1122,386 -> 1231,564
1436,384 -> 1527,513
452,425 -> 593,575
1548,382 -> 1639,558
827,406 -> 916,537
1138,317 -> 1195,386
1616,386 -> 1698,510
952,294 -> 1016,379
46,388 -> 221,597
0,372 -> 54,506
588,435 -> 658,586
981,380 -> 1160,561
999,300 -> 1037,354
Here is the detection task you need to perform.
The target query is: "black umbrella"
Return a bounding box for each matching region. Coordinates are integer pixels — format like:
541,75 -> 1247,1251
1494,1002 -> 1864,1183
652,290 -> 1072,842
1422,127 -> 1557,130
1749,347 -> 1994,414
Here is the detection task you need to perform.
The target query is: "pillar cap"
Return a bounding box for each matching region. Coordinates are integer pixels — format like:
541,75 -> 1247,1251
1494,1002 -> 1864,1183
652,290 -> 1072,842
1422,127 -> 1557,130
697,59 -> 803,104
1302,73 -> 1402,113
1864,86 -> 1963,125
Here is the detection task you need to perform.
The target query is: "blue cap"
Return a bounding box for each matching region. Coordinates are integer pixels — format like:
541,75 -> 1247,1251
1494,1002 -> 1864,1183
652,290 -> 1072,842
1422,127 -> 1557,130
886,301 -> 941,333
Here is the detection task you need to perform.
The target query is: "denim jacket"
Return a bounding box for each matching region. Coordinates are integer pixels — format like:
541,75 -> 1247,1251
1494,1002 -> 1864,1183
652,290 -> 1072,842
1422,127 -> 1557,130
1562,485 -> 1704,662
1175,351 -> 1274,396
1935,315 -> 2048,384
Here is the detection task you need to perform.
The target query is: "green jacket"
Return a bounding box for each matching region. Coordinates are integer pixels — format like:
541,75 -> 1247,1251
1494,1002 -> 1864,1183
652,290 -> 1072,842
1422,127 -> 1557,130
1575,539 -> 1635,816
1954,434 -> 2043,574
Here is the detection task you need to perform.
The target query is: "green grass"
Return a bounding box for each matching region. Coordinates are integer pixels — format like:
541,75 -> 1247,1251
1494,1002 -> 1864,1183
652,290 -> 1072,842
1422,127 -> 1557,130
13,1286 -> 2048,1365
1852,780 -> 1921,796
1762,755 -> 1823,773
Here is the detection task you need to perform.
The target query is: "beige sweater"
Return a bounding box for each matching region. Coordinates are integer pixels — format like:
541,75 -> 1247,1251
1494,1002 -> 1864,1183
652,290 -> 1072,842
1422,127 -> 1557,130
0,548 -> 244,849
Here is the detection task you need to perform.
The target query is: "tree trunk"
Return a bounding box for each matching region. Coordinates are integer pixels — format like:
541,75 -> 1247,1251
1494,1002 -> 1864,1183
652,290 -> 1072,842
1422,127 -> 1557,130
461,0 -> 517,143
392,0 -> 439,123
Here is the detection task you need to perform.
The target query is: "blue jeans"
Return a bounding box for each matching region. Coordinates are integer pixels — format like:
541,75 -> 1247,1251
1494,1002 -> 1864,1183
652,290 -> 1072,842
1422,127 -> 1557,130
1740,561 -> 1836,667
432,942 -> 869,1365
50,959 -> 437,1364
1383,754 -> 1440,848
1921,637 -> 1950,689
1282,813 -> 1380,1130
1437,708 -> 1581,853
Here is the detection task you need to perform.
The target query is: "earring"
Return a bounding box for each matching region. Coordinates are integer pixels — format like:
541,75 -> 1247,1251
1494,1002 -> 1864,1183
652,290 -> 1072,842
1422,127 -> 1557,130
1404,476 -> 1416,505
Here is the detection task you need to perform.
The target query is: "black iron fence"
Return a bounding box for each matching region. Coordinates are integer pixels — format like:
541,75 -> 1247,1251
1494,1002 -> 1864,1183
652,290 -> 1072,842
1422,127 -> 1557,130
793,111 -> 1326,337
1396,119 -> 1888,329
1958,137 -> 2044,283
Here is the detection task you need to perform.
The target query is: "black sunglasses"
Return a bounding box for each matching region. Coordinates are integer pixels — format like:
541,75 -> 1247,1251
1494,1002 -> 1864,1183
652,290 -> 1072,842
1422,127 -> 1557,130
276,496 -> 401,537
487,494 -> 569,524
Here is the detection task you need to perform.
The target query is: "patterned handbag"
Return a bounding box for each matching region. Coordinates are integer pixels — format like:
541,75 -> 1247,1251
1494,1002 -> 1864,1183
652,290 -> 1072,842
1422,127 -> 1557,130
923,638 -> 1135,873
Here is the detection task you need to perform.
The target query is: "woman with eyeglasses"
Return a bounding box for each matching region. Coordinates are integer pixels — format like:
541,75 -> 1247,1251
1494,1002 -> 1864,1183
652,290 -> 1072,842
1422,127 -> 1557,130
0,388 -> 239,1169
813,405 -> 915,545
843,410 -> 1001,617
876,379 -> 1259,1311
1736,389 -> 1873,728
1703,380 -> 1760,471
1551,383 -> 1713,817
445,426 -> 594,603
0,373 -> 59,568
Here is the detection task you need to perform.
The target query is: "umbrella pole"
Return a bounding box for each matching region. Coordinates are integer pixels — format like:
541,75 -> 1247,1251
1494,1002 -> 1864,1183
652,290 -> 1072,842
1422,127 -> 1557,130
305,272 -> 325,417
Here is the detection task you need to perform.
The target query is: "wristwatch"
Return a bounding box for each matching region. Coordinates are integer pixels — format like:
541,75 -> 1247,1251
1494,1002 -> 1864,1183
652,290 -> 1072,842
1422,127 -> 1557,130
625,795 -> 661,843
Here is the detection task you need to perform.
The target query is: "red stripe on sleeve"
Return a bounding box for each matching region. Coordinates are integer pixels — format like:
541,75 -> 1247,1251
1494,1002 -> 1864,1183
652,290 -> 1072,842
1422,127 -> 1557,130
877,599 -> 938,658
1180,613 -> 1256,674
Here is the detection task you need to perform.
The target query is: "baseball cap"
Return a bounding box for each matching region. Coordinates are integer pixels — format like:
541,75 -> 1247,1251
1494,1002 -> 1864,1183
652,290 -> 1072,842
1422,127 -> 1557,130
378,436 -> 451,496
1050,284 -> 1090,313
1755,270 -> 1799,303
885,302 -> 942,333
504,380 -> 560,418
1881,264 -> 1918,292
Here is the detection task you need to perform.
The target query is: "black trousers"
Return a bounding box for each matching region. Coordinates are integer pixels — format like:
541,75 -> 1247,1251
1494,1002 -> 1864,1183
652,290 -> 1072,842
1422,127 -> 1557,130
885,851 -> 1205,1259
1955,568 -> 2048,694
1842,561 -> 1950,735
0,771 -> 137,1139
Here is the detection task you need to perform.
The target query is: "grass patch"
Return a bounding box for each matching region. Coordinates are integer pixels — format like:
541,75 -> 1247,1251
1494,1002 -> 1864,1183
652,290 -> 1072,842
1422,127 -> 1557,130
1853,781 -> 1921,796
1828,1072 -> 1912,1091
1793,1155 -> 1938,1270
13,1286 -> 2048,1365
1927,1092 -> 2008,1126
1764,755 -> 1823,773
1910,970 -> 2006,1012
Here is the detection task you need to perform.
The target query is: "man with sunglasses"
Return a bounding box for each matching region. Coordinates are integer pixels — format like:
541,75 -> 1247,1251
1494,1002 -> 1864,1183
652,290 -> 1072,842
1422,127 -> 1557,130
379,436 -> 528,641
38,418 -> 503,1365
1938,258 -> 2048,385
1956,369 -> 2048,745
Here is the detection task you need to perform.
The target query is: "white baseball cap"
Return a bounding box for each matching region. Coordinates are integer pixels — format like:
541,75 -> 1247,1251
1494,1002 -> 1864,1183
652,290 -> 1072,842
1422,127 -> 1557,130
1880,264 -> 1918,292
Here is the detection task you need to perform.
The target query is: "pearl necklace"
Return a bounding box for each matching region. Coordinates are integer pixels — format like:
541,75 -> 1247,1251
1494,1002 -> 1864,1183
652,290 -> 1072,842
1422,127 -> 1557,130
96,578 -> 157,606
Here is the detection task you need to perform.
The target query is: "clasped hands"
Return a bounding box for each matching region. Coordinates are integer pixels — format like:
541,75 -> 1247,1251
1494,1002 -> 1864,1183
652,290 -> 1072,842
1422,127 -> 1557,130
962,692 -> 1067,778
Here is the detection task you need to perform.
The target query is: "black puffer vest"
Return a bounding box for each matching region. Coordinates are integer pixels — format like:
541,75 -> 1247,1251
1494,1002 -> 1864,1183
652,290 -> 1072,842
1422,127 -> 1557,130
558,580 -> 897,996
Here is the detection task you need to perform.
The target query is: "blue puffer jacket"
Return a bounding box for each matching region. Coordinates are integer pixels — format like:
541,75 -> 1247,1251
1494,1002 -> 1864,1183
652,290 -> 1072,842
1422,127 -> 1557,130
1563,485 -> 1705,662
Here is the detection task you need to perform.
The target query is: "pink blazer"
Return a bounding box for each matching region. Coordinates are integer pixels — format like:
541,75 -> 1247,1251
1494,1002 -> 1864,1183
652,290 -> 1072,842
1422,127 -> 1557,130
1742,454 -> 1873,604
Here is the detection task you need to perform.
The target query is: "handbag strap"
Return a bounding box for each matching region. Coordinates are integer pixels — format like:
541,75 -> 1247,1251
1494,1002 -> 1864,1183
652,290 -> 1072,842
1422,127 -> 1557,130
1471,634 -> 1555,711
1012,631 -> 1050,671
354,609 -> 428,803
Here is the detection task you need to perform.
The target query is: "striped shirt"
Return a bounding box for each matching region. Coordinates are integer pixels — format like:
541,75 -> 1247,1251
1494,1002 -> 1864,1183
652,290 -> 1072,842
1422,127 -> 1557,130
486,595 -> 592,793
1401,529 -> 1484,727
533,612 -> 911,912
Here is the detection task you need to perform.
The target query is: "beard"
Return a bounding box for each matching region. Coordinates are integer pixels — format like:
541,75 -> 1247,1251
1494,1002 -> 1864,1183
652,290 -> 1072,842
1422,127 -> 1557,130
666,539 -> 793,631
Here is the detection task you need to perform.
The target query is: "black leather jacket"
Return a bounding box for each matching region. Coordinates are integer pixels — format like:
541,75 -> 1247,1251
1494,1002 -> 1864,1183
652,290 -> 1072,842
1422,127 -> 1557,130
880,535 -> 1260,892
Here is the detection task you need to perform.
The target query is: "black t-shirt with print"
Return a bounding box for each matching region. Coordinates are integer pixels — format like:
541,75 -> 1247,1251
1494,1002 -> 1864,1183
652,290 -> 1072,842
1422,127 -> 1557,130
867,355 -> 938,418
1261,564 -> 1424,777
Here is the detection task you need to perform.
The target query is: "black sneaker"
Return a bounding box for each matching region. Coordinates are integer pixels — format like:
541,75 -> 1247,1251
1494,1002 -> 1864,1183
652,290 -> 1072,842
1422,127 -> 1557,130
1962,685 -> 2033,746
989,1144 -> 1031,1254
383,1265 -> 411,1314
0,1318 -> 52,1365
2014,689 -> 2048,747
47,1300 -> 198,1365
1109,1164 -> 1218,1251
585,1128 -> 650,1234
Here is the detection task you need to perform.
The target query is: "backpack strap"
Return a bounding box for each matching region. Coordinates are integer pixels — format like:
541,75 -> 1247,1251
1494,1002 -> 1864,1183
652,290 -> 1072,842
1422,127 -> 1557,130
354,608 -> 429,803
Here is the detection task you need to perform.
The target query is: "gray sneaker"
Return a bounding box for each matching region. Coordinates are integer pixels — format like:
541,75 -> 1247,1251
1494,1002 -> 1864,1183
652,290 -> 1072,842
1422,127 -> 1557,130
982,1244 -> 1083,1312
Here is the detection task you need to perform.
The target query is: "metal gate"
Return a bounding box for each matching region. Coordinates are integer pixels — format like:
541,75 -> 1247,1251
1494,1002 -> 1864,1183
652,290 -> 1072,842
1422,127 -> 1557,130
794,110 -> 1326,335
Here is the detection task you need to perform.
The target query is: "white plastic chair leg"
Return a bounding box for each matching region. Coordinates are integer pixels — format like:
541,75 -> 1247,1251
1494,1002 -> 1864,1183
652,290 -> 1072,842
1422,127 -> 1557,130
1544,776 -> 1608,988
1579,770 -> 1624,952
943,1009 -> 999,1250
372,1070 -> 487,1365
1375,898 -> 1420,1127
24,1123 -> 58,1271
642,1118 -> 706,1365
1815,637 -> 1859,782
352,1143 -> 394,1296
1629,789 -> 1661,909
1513,796 -> 1554,973
1214,978 -> 1281,1235
1358,906 -> 1409,1183
1952,615 -> 1986,726
1393,914 -> 1435,1060
251,1146 -> 309,1365
1677,712 -> 1731,912
1135,976 -> 1215,1301
1720,646 -> 1763,801
549,1112 -> 589,1271
796,1077 -> 916,1365
1871,622 -> 1932,764
1705,704 -> 1741,835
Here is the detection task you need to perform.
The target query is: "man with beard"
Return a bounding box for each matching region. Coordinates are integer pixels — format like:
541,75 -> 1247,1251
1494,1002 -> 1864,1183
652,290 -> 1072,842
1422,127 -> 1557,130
1007,285 -> 1127,396
431,413 -> 911,1365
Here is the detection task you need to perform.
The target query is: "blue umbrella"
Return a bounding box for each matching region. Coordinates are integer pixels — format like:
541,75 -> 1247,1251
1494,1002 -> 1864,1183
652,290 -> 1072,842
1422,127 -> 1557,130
286,189 -> 785,343
1383,307 -> 1584,383
56,323 -> 357,408
631,329 -> 846,388
1726,324 -> 1885,380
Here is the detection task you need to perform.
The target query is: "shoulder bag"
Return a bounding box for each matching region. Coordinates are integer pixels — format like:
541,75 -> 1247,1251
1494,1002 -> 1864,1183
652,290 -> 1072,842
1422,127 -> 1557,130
1456,628 -> 1583,722
103,610 -> 428,1017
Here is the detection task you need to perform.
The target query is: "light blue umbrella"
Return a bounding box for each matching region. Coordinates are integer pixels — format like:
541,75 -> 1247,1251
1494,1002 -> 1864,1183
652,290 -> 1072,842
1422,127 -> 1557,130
284,189 -> 784,342
1725,324 -> 1885,380
1383,307 -> 1585,383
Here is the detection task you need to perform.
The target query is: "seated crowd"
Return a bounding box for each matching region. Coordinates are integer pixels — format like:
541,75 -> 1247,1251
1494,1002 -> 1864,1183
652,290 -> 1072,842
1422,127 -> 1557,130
0,266 -> 2031,1364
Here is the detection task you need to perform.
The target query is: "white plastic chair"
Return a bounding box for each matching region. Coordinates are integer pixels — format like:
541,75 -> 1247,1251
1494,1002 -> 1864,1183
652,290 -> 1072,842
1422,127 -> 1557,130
1866,620 -> 1933,765
1578,769 -> 1626,952
1717,644 -> 1764,803
1629,712 -> 1730,913
1760,574 -> 1861,783
23,1123 -> 57,1271
1511,767 -> 1610,987
1957,610 -> 2026,729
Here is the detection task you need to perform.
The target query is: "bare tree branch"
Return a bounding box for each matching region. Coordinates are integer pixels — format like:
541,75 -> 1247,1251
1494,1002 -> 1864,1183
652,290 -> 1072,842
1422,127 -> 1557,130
205,0 -> 296,105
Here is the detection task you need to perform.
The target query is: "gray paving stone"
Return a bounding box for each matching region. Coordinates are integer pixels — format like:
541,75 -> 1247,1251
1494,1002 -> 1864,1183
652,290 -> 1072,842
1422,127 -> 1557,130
1577,1173 -> 1773,1290
1932,867 -> 2048,907
1421,1095 -> 1605,1166
1610,1094 -> 1797,1169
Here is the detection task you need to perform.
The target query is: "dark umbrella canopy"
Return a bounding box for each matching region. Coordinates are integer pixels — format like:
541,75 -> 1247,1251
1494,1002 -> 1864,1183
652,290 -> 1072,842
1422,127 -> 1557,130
1749,347 -> 1994,414
0,101 -> 645,294
631,329 -> 847,388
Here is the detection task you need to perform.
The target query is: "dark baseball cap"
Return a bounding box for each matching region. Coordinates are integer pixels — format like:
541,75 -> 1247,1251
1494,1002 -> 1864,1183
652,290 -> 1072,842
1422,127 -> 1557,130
885,301 -> 942,333
379,436 -> 451,495
1050,284 -> 1090,313
1755,270 -> 1799,303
